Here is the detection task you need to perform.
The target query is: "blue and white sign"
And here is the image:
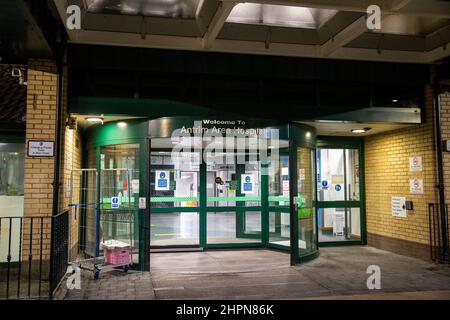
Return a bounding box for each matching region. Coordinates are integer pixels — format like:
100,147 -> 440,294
335,184 -> 342,192
241,174 -> 255,194
111,196 -> 120,209
322,180 -> 328,189
27,140 -> 55,157
155,170 -> 170,191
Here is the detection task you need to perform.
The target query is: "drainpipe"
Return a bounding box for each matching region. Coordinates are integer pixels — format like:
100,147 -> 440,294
433,82 -> 448,259
49,42 -> 65,298
51,55 -> 64,217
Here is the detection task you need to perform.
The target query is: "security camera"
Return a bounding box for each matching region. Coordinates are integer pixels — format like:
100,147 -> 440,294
11,68 -> 21,78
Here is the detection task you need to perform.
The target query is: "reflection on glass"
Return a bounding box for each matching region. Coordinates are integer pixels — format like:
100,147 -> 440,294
0,143 -> 25,264
206,153 -> 261,207
207,212 -> 261,244
269,212 -> 290,246
150,150 -> 200,207
0,145 -> 24,196
207,155 -> 237,207
268,146 -> 290,248
268,152 -> 290,206
151,212 -> 199,246
297,147 -> 316,256
346,149 -> 360,201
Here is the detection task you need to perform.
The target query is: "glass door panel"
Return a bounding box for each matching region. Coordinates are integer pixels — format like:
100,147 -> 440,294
99,144 -> 140,262
206,151 -> 262,245
297,147 -> 316,256
268,146 -> 291,248
150,141 -> 201,247
317,147 -> 362,243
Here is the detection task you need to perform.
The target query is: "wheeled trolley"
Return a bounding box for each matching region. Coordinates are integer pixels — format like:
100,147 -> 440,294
75,240 -> 133,279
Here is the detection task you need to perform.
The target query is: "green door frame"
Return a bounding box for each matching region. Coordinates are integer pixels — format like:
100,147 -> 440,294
316,137 -> 366,247
86,117 -> 319,269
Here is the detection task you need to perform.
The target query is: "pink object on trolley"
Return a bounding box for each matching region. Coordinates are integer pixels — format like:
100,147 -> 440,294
101,240 -> 132,265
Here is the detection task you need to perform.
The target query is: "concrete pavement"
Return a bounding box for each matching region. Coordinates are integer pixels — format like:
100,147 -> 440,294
61,246 -> 450,300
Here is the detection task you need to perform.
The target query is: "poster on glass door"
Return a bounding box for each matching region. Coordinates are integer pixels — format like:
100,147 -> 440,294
155,170 -> 170,191
241,174 -> 255,194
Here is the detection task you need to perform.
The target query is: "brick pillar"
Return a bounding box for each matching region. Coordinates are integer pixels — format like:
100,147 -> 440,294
23,59 -> 58,261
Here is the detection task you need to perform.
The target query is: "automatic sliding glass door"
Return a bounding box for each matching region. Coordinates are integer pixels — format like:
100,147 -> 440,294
149,139 -> 201,247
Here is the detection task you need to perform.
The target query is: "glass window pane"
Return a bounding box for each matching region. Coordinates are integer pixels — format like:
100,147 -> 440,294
318,207 -> 361,242
269,211 -> 290,247
151,149 -> 200,208
207,156 -> 237,207
346,149 -> 360,201
207,211 -> 261,244
317,148 -> 345,201
297,148 -> 316,255
268,151 -> 290,206
0,144 -> 24,197
206,153 -> 261,207
151,212 -> 199,246
99,144 -> 140,256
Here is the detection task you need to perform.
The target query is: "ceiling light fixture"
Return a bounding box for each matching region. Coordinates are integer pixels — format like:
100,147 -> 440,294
85,116 -> 104,124
351,128 -> 371,134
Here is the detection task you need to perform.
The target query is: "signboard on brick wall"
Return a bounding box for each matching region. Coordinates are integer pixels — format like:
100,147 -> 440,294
392,197 -> 407,218
409,156 -> 423,172
27,140 -> 55,157
409,178 -> 424,194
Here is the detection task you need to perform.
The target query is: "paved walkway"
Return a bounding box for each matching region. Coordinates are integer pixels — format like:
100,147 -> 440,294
61,246 -> 450,300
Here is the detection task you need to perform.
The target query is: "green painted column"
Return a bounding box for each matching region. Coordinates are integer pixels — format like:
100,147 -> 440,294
199,160 -> 207,247
261,163 -> 269,245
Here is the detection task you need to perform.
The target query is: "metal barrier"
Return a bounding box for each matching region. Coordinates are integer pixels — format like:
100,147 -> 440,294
0,215 -> 51,299
49,209 -> 69,296
428,203 -> 449,263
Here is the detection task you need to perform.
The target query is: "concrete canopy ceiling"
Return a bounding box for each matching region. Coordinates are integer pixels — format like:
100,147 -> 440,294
53,0 -> 450,63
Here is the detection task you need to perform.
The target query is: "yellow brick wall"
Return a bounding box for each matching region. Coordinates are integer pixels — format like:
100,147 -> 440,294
24,59 -> 58,218
23,60 -> 58,261
23,59 -> 82,261
364,86 -> 439,248
440,91 -> 450,204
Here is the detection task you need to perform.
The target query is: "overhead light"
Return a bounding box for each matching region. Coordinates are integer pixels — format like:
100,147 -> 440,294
117,121 -> 127,128
351,128 -> 371,134
85,116 -> 104,124
392,99 -> 399,103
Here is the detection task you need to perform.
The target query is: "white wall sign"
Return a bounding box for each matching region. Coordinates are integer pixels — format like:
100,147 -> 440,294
409,156 -> 423,172
27,140 -> 55,157
131,179 -> 140,194
155,170 -> 170,191
139,197 -> 146,209
241,174 -> 254,194
392,197 -> 406,218
409,178 -> 424,194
